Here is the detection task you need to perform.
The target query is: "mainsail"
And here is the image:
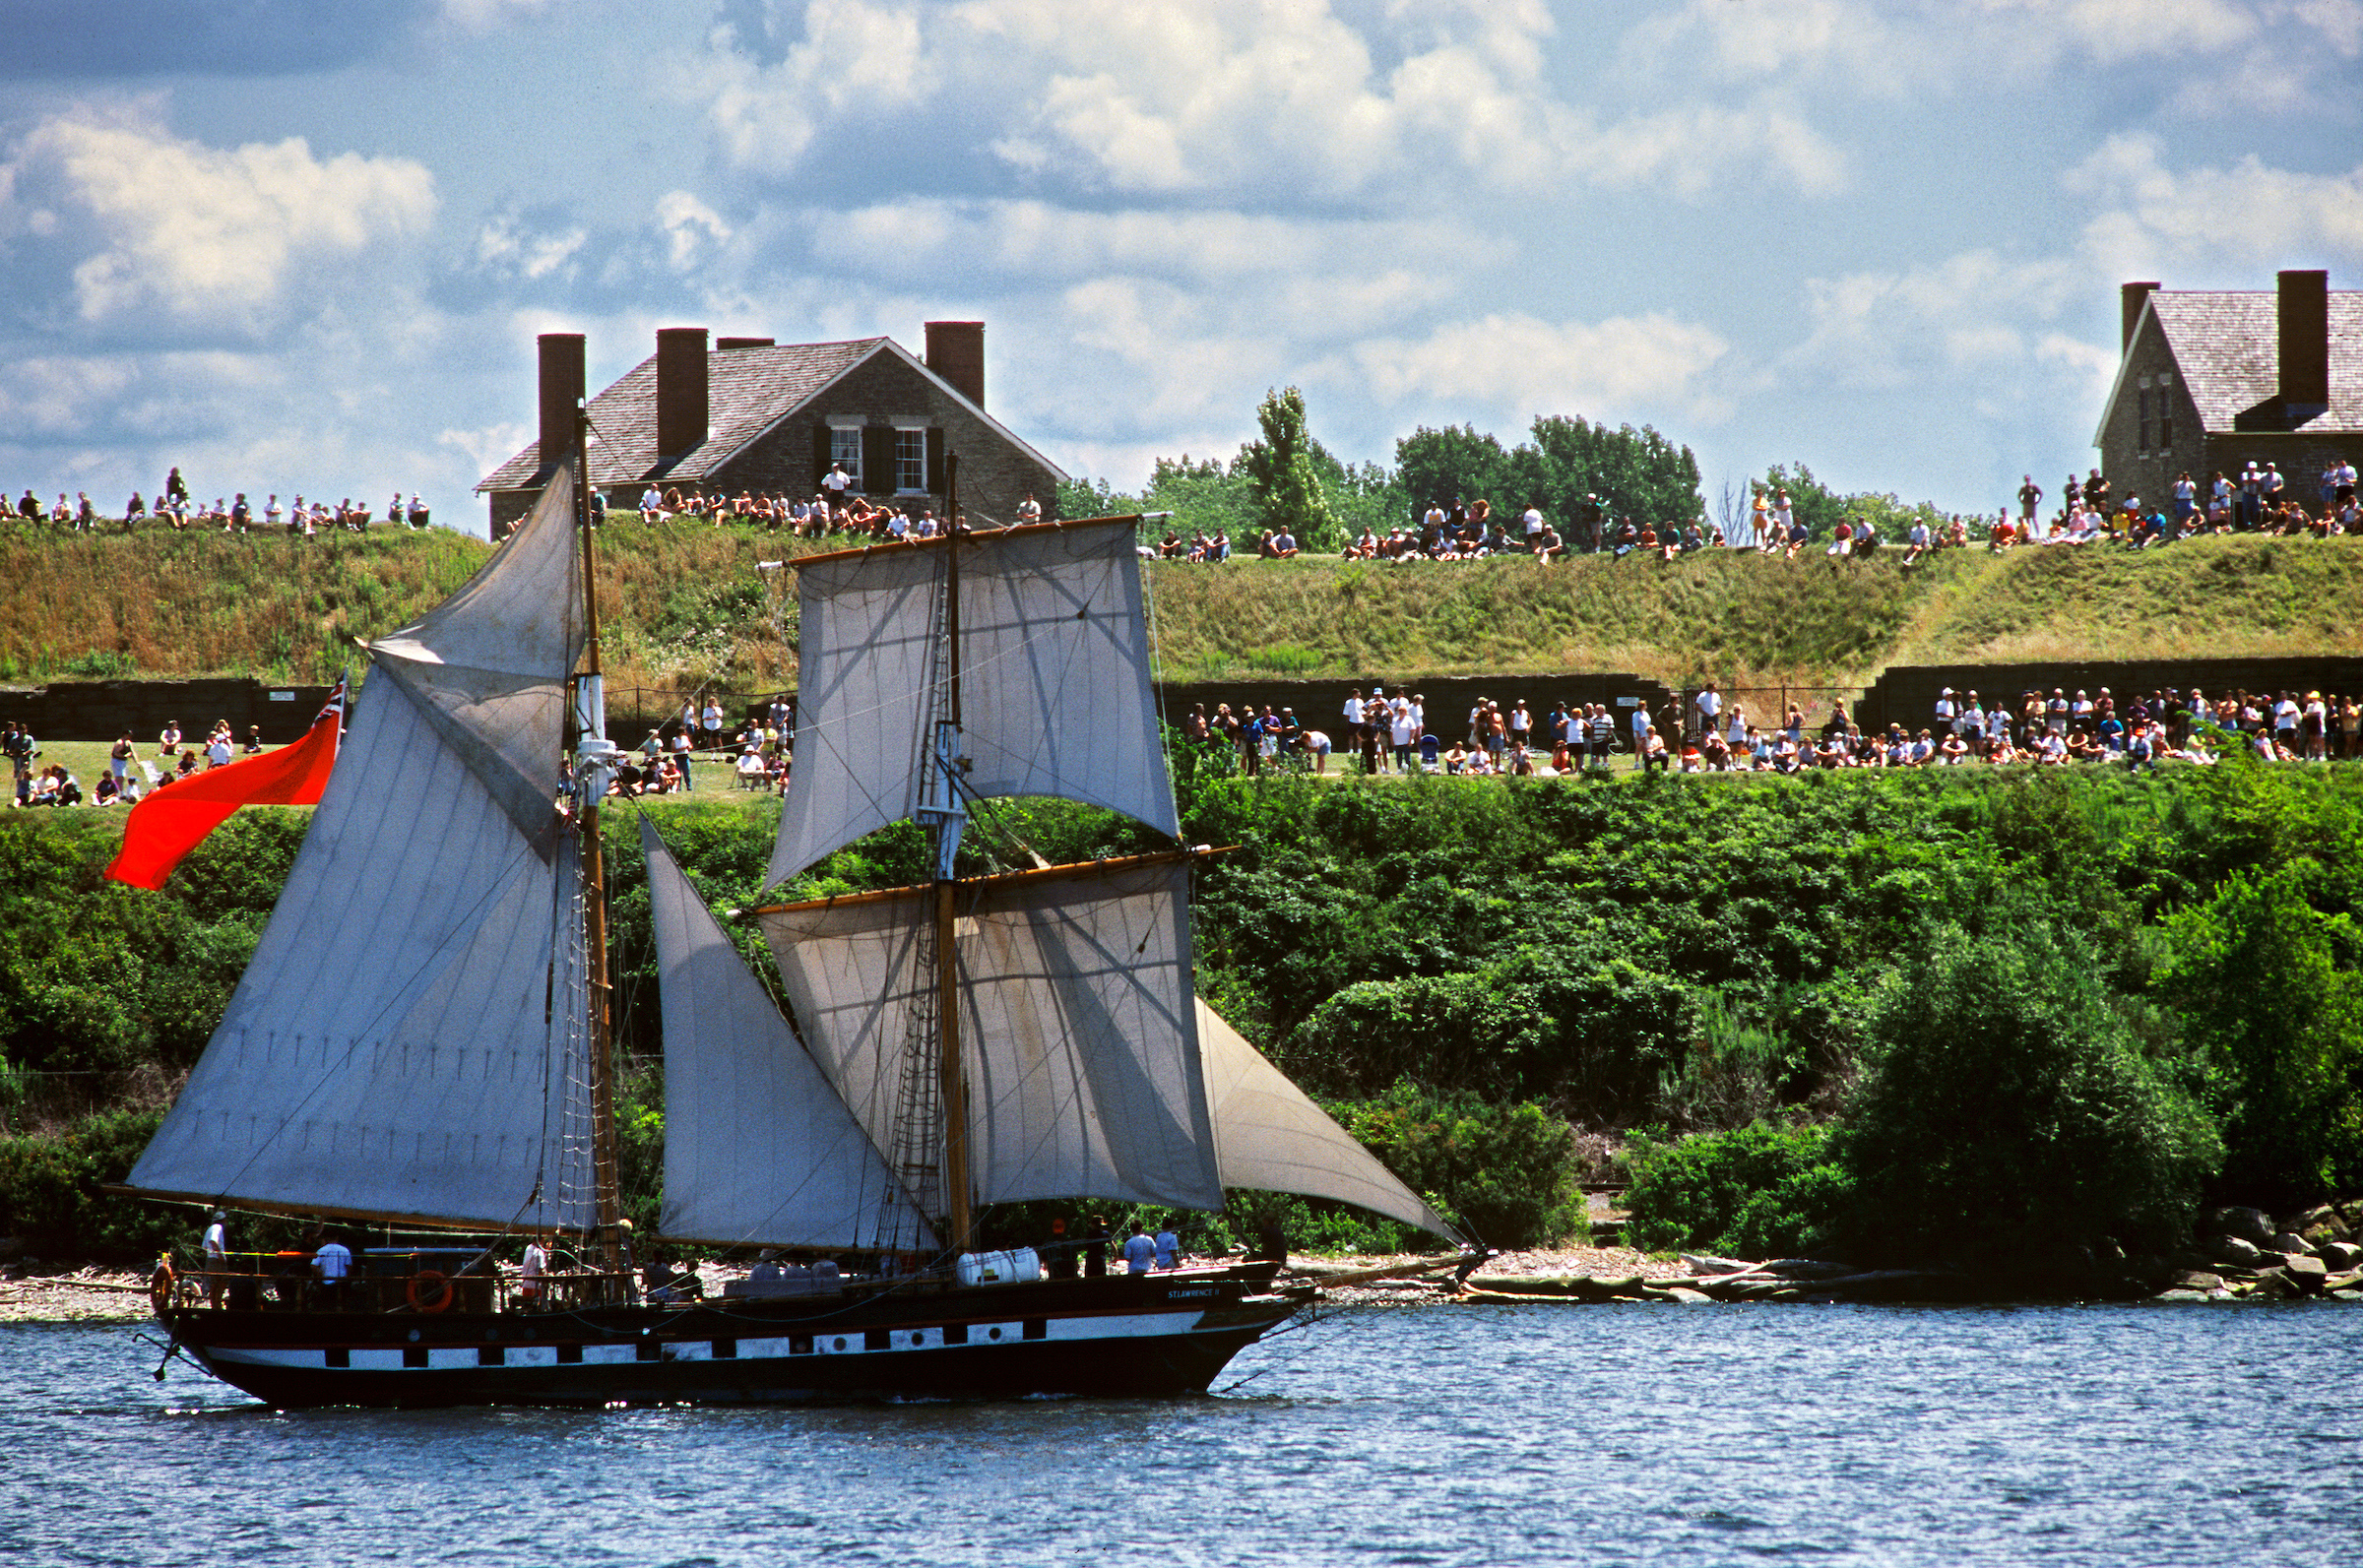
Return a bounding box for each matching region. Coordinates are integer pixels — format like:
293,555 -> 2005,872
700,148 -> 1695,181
768,518 -> 1178,884
124,470 -> 597,1231
641,820 -> 934,1250
759,856 -> 1224,1214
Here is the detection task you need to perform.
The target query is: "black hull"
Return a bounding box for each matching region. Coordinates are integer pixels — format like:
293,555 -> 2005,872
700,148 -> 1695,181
158,1268 -> 1309,1409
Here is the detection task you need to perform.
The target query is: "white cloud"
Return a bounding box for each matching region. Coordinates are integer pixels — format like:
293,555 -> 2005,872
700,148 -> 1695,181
2065,135 -> 2363,276
475,213 -> 587,281
2,103 -> 434,330
704,0 -> 936,175
808,197 -> 1429,289
437,0 -> 554,30
656,191 -> 733,271
1785,250 -> 2086,389
700,0 -> 1846,203
437,419 -> 533,480
1351,311 -> 1734,423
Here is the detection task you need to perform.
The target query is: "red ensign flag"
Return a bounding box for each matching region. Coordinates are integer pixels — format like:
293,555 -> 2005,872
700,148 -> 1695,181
105,681 -> 347,891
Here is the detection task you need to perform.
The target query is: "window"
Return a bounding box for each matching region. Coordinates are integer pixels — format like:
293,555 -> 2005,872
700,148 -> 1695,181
2138,390 -> 2152,454
896,427 -> 927,493
830,424 -> 862,487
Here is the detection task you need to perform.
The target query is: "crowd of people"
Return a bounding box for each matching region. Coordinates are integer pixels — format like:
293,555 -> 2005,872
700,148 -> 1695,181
594,695 -> 796,799
609,465 -> 1042,539
1182,677 -> 2362,781
11,469 -> 433,535
4,718 -> 266,809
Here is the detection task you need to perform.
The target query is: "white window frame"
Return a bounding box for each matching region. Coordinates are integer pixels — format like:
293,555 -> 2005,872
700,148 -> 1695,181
827,417 -> 862,490
891,417 -> 927,495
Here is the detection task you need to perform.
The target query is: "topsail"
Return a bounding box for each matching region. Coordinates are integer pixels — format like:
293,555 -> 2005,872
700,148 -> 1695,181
768,518 -> 1177,884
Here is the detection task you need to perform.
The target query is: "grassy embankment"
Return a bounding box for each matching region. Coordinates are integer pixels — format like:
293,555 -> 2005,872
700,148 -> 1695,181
2,522 -> 2359,697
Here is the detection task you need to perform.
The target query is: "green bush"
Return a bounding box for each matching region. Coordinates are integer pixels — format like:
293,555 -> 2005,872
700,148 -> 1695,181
1837,923 -> 2220,1266
1625,1121 -> 1845,1258
2154,860 -> 2363,1204
0,1108 -> 185,1265
1328,1080 -> 1582,1249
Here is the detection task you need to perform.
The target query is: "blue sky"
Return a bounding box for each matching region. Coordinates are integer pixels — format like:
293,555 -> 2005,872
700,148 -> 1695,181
4,0 -> 2360,533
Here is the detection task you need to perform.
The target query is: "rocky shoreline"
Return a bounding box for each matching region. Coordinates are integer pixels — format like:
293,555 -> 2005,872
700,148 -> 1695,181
1291,1201 -> 2363,1307
6,1204 -> 2355,1327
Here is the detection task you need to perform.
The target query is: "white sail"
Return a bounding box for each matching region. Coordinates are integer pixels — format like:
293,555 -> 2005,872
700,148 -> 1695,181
124,675 -> 597,1229
758,858 -> 1223,1213
1196,999 -> 1461,1243
641,820 -> 934,1250
367,463 -> 584,857
768,519 -> 1179,884
126,468 -> 595,1230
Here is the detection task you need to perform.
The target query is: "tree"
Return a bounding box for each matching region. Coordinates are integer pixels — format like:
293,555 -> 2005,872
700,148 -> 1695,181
2155,861 -> 2363,1204
1837,923 -> 2220,1266
1236,387 -> 1340,551
1393,424 -> 1507,519
1526,415 -> 1703,533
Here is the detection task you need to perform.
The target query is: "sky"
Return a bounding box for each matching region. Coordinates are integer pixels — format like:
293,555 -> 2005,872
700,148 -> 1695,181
3,0 -> 2361,535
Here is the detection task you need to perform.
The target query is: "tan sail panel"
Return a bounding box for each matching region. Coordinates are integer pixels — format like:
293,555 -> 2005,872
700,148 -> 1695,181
366,461 -> 583,858
123,673 -> 598,1231
767,516 -> 1179,885
1197,998 -> 1462,1243
642,819 -> 935,1251
759,858 -> 1223,1214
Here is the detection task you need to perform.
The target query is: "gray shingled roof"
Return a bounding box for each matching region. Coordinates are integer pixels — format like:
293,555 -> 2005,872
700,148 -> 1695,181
478,339 -> 886,492
2147,289 -> 2363,433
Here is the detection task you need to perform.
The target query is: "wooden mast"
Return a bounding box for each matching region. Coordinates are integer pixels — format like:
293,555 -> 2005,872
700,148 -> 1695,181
937,452 -> 972,1249
575,408 -> 623,1270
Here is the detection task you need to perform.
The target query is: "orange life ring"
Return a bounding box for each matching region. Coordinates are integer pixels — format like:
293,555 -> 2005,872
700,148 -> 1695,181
149,1261 -> 175,1314
407,1269 -> 454,1314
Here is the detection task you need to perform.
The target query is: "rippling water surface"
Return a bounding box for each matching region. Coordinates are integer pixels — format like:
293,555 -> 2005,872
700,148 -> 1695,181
6,1302 -> 2357,1566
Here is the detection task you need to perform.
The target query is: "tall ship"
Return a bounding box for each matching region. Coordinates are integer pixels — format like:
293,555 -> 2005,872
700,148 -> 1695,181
122,428 -> 1464,1408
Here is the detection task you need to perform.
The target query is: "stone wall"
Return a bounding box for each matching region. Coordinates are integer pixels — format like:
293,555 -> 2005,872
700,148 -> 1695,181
1862,657 -> 2363,734
0,679 -> 338,742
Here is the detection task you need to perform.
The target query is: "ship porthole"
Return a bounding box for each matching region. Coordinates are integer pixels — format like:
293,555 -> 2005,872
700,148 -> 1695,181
910,1334 -> 925,1348
833,1338 -> 847,1351
988,1327 -> 1001,1341
407,1329 -> 420,1343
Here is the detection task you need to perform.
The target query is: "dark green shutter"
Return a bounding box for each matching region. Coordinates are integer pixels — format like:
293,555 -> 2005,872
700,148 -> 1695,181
926,429 -> 946,493
862,426 -> 895,494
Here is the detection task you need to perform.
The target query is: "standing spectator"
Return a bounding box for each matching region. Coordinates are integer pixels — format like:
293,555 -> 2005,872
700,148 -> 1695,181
1629,702 -> 1653,771
165,467 -> 189,507
109,731 -> 135,789
2017,474 -> 2043,521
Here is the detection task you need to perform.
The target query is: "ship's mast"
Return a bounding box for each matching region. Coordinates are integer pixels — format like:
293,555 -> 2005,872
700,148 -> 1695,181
572,408 -> 624,1269
919,454 -> 972,1249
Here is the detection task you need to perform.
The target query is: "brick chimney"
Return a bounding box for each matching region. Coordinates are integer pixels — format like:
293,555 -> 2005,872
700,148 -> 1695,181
2278,269 -> 2330,410
656,327 -> 710,459
2120,282 -> 2159,351
538,332 -> 585,473
925,321 -> 985,408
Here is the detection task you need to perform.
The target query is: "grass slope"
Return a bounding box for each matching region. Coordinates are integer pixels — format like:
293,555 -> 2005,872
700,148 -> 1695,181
1146,535 -> 2363,685
4,520 -> 2359,695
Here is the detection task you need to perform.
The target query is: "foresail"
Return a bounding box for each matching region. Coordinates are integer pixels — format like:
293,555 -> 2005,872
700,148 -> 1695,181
368,461 -> 583,858
641,820 -> 934,1250
1196,999 -> 1462,1244
125,673 -> 598,1232
758,858 -> 1223,1214
768,519 -> 1179,885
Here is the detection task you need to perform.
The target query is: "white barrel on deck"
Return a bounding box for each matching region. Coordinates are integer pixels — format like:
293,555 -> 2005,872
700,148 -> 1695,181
956,1249 -> 1041,1286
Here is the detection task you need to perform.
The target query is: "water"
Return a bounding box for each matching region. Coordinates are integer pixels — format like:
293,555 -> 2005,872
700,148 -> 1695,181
6,1301 -> 2357,1566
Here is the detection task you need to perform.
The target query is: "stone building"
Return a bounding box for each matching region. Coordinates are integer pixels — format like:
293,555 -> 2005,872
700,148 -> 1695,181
2097,270 -> 2362,514
476,323 -> 1065,538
